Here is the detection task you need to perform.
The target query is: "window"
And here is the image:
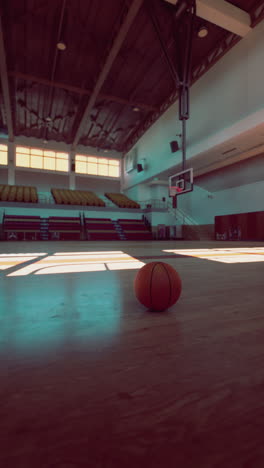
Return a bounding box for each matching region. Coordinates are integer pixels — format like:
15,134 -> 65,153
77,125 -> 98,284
75,154 -> 120,178
16,146 -> 69,172
0,144 -> 8,165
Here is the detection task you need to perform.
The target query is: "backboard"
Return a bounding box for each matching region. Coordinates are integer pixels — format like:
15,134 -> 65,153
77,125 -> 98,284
169,167 -> 193,197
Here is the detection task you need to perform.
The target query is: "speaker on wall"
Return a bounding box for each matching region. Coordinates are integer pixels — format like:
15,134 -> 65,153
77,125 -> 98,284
170,140 -> 179,153
137,163 -> 143,173
71,162 -> 75,172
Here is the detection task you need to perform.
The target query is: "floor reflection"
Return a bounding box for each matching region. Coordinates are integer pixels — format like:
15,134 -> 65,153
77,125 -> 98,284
0,269 -> 125,355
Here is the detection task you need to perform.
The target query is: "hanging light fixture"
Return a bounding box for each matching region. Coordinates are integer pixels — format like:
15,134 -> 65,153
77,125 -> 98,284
56,0 -> 67,51
198,25 -> 209,38
57,41 -> 67,50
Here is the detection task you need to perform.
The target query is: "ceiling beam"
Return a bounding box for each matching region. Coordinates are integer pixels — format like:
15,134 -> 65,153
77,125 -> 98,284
71,0 -> 144,150
250,0 -> 264,27
197,0 -> 251,37
8,71 -> 156,112
164,0 -> 251,37
194,143 -> 264,177
0,12 -> 14,141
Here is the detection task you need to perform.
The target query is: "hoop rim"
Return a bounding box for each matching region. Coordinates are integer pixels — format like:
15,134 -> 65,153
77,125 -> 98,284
169,185 -> 183,197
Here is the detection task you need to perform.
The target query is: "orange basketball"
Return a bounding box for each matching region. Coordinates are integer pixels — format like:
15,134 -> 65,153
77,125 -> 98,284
134,262 -> 182,311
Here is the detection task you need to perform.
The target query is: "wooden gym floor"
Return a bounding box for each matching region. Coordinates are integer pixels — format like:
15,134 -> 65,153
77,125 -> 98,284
0,240 -> 264,468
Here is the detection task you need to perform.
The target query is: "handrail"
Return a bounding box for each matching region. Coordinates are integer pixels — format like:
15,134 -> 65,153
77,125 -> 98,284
138,199 -> 167,209
38,195 -> 55,204
167,200 -> 199,225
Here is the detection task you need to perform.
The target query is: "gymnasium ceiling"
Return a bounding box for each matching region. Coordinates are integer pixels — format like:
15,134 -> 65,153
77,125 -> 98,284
0,0 -> 264,155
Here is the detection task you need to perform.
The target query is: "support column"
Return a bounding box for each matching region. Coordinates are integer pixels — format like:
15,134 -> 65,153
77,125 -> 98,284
69,151 -> 75,190
120,158 -> 124,192
8,141 -> 15,185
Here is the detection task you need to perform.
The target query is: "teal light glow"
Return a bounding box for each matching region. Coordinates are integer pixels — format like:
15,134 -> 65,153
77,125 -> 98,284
0,261 -> 127,354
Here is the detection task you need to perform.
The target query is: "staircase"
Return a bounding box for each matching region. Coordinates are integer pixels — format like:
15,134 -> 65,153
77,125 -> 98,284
100,194 -> 116,208
112,220 -> 126,240
167,202 -> 199,225
40,217 -> 49,240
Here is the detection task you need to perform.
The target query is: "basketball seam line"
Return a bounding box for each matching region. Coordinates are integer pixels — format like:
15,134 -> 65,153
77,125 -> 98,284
162,263 -> 172,310
149,263 -> 155,310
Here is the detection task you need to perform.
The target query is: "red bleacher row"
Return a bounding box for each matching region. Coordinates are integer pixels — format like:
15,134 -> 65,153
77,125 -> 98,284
3,215 -> 152,241
4,215 -> 42,241
85,218 -> 119,240
118,219 -> 152,240
49,217 -> 81,240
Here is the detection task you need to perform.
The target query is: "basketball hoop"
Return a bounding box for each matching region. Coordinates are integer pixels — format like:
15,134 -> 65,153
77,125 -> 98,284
169,168 -> 193,196
169,186 -> 183,197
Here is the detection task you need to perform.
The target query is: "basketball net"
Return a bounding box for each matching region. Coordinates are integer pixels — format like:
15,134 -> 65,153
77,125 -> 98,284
170,185 -> 183,197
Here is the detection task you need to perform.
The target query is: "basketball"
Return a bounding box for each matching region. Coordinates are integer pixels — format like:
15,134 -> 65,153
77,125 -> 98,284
134,262 -> 182,311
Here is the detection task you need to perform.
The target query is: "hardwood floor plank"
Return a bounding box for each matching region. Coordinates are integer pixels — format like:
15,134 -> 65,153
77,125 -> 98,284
0,240 -> 263,467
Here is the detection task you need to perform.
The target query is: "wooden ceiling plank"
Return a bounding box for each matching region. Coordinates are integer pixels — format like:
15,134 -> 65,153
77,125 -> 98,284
9,71 -> 156,112
13,0 -> 51,24
0,12 -> 14,141
71,0 -> 144,150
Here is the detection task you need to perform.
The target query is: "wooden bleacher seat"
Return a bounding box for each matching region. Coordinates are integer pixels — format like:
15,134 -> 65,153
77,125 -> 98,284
118,219 -> 152,240
85,218 -> 119,240
105,193 -> 140,209
3,215 -> 41,240
0,185 -> 38,203
48,216 -> 81,240
51,188 -> 105,207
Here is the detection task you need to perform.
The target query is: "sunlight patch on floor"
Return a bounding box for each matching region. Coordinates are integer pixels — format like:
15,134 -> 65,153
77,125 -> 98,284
0,253 -> 46,270
35,263 -> 107,274
6,251 -> 145,276
163,248 -> 264,263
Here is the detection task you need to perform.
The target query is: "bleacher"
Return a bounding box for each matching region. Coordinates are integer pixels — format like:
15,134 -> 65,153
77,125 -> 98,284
105,193 -> 140,209
84,218 -> 119,240
118,219 -> 152,240
0,187 -> 143,213
48,216 -> 81,240
3,215 -> 41,240
0,186 -> 154,242
51,188 -> 105,206
0,185 -> 38,203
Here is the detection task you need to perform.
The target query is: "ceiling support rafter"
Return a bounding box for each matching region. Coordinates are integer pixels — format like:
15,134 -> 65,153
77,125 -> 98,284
9,71 -> 156,112
0,11 -> 14,141
164,0 -> 251,37
196,0 -> 251,37
146,0 -> 181,88
71,0 -> 144,151
250,0 -> 264,27
43,0 -> 67,141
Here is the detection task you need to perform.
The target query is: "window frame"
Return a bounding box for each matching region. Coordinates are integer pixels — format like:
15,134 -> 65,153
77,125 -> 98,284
0,144 -> 8,165
75,154 -> 120,178
15,146 -> 69,173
